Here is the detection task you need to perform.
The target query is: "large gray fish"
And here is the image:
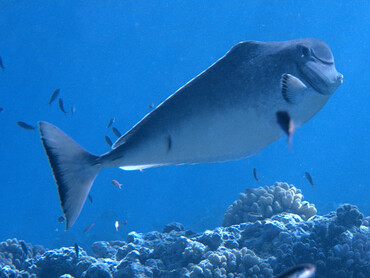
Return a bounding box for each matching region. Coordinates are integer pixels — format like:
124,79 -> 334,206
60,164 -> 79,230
39,38 -> 343,229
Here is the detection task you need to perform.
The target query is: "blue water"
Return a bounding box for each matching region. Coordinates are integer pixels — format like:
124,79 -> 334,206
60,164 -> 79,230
0,1 -> 368,249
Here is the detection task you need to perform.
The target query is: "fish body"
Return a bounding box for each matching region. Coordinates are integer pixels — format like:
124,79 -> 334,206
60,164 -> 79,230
57,216 -> 65,222
275,263 -> 315,278
112,127 -> 121,137
253,168 -> 259,181
0,57 -> 4,70
0,107 -> 3,112
17,121 -> 36,130
48,89 -> 60,105
38,39 -> 342,229
112,179 -> 122,189
70,105 -> 76,116
58,98 -> 67,114
305,172 -> 314,187
148,103 -> 155,109
105,136 -> 113,147
74,243 -> 79,259
107,117 -> 115,128
87,194 -> 93,203
82,223 -> 95,233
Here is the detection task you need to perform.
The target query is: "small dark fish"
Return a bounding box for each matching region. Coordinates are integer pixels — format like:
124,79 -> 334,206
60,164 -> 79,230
74,243 -> 79,259
275,263 -> 315,278
57,216 -> 65,222
107,117 -> 115,128
253,168 -> 259,182
70,105 -> 76,116
0,107 -> 3,112
112,127 -> 121,137
19,240 -> 28,255
82,223 -> 95,234
305,172 -> 314,188
0,56 -> 4,70
105,135 -> 113,147
48,89 -> 60,105
87,194 -> 93,203
121,220 -> 127,225
148,103 -> 155,109
276,110 -> 295,149
17,121 -> 36,130
58,98 -> 67,114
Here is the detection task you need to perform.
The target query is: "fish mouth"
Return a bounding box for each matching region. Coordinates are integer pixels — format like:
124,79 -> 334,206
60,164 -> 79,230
298,61 -> 343,95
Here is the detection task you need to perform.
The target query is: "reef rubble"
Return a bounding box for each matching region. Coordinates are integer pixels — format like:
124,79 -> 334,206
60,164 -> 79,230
0,182 -> 369,278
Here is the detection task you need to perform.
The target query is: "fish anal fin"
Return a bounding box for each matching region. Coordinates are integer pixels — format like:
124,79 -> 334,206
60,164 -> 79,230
281,73 -> 307,104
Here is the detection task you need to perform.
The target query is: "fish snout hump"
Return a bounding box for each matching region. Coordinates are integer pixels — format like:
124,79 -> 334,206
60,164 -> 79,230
38,121 -> 102,230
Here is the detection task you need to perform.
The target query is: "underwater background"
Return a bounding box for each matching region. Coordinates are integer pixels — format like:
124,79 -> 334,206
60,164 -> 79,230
0,1 -> 369,277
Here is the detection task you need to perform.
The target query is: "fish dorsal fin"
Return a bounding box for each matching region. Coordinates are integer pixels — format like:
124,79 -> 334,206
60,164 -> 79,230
281,73 -> 307,104
112,133 -> 129,149
112,120 -> 145,149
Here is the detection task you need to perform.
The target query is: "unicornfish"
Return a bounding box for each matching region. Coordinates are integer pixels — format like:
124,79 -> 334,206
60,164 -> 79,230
38,38 -> 343,229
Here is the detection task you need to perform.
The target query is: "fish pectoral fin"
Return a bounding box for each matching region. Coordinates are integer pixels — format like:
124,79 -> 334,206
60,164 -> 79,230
280,73 -> 307,104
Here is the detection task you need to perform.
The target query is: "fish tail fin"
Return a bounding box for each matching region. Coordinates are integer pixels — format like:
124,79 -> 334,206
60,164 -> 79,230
38,121 -> 103,230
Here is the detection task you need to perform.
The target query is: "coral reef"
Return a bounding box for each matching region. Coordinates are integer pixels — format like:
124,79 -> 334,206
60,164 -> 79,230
223,182 -> 317,226
0,183 -> 369,278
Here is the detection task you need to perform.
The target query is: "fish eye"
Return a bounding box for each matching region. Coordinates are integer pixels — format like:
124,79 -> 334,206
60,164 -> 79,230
301,46 -> 311,58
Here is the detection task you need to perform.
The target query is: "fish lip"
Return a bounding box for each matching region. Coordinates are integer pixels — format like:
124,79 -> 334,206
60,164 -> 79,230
297,62 -> 341,95
303,74 -> 329,95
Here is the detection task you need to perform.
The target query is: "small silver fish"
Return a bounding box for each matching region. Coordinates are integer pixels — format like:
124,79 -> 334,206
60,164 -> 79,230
17,121 -> 36,130
112,127 -> 121,137
107,117 -> 115,128
70,106 -> 76,116
275,263 -> 316,278
112,179 -> 122,189
253,168 -> 259,181
48,89 -> 60,105
105,136 -> 113,147
58,98 -> 67,114
305,172 -> 314,188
